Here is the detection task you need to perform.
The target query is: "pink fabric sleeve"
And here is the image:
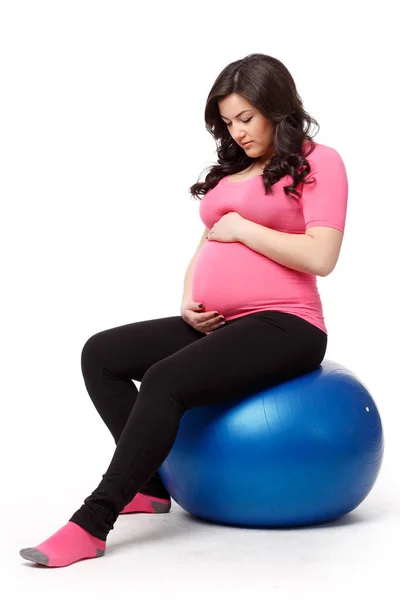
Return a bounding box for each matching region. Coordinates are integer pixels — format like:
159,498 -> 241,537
301,147 -> 348,233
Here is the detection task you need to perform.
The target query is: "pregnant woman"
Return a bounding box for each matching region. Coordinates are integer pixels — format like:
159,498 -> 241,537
19,52 -> 348,567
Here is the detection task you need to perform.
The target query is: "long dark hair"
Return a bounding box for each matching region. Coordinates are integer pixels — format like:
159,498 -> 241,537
189,53 -> 320,203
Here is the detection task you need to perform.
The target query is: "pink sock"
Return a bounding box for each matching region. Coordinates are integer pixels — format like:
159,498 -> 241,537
120,492 -> 171,514
19,521 -> 106,567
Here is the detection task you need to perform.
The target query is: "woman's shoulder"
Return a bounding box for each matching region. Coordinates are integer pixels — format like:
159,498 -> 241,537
306,141 -> 346,170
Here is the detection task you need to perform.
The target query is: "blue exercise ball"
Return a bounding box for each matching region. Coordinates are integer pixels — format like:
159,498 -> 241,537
159,359 -> 384,527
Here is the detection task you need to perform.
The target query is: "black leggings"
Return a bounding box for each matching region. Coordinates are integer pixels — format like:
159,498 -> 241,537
69,311 -> 327,540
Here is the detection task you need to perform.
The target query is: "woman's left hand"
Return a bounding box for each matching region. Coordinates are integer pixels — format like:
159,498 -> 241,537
207,212 -> 246,243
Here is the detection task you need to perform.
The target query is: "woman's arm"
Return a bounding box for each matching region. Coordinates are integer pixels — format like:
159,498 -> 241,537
236,220 -> 343,277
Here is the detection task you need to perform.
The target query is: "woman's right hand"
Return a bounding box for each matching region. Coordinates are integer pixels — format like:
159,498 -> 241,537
180,300 -> 226,334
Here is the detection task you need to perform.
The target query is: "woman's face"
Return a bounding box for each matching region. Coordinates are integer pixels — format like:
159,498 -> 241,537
218,93 -> 275,163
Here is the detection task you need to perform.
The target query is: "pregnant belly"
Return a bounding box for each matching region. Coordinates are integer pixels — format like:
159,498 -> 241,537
191,241 -> 315,319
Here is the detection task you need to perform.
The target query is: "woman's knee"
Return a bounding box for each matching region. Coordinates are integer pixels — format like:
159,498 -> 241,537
81,331 -> 110,376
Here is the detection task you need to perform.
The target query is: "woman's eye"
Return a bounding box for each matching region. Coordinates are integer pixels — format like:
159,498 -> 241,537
226,117 -> 252,127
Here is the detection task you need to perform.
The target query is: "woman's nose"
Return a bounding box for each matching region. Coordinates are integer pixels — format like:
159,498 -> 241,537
233,129 -> 246,143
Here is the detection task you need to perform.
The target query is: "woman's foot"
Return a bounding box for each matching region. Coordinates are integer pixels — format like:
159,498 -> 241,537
120,492 -> 171,514
19,521 -> 106,567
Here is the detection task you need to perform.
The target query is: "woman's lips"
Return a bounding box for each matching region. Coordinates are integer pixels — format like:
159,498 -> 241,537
241,141 -> 253,148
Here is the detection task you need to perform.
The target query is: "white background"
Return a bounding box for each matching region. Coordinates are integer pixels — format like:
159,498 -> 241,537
1,0 -> 399,597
